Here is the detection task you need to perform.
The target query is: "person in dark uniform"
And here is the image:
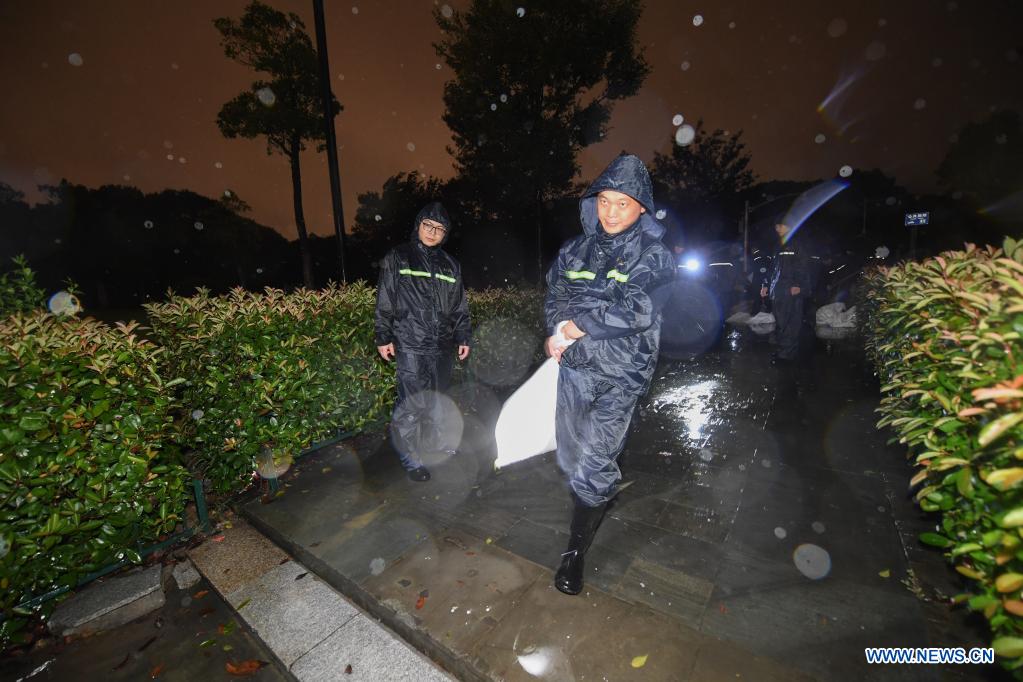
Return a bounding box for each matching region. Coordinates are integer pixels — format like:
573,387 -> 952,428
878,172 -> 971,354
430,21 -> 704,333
760,220 -> 813,363
544,154 -> 676,595
375,202 -> 471,481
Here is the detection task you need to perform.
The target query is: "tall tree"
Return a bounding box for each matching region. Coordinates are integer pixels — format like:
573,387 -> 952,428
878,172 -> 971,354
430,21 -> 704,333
214,1 -> 341,288
937,109 -> 1023,208
651,120 -> 755,244
434,0 -> 649,281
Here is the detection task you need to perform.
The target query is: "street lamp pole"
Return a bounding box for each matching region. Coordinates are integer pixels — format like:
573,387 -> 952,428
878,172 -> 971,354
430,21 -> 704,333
312,0 -> 348,284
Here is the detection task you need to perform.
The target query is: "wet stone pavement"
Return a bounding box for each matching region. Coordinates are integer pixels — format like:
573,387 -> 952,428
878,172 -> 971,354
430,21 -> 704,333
242,325 -> 1008,681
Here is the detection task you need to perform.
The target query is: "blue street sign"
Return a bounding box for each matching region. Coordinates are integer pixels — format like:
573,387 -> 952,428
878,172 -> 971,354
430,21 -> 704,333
905,212 -> 929,226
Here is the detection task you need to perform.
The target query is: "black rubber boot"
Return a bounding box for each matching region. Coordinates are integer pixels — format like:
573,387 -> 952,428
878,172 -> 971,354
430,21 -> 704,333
554,496 -> 607,595
407,466 -> 431,482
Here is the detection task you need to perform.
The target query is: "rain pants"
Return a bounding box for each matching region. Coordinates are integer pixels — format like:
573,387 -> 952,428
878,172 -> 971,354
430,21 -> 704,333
375,202 -> 471,469
762,240 -> 813,360
545,155 -> 676,506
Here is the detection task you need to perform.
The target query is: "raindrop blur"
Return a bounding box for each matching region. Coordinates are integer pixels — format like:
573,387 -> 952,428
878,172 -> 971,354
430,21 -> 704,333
351,6 -> 359,15
214,161 -> 223,169
500,94 -> 508,103
123,174 -> 131,181
793,544 -> 832,580
655,209 -> 667,220
672,114 -> 684,126
173,249 -> 180,254
256,86 -> 276,107
163,140 -> 174,149
865,42 -> 886,61
407,142 -> 416,152
178,157 -> 187,164
224,189 -> 232,197
48,291 -> 81,316
68,52 -> 83,66
692,14 -> 703,27
337,73 -> 345,80
256,267 -> 264,274
490,103 -> 497,111
913,98 -> 927,110
728,21 -> 736,29
774,527 -> 787,540
932,57 -> 943,67
435,63 -> 442,70
811,521 -> 826,534
699,448 -> 713,462
166,154 -> 175,161
826,18 -> 847,38
441,4 -> 453,18
191,409 -> 204,420
516,7 -> 525,18
814,133 -> 826,144
680,60 -> 691,71
839,165 -> 853,178
194,221 -> 204,231
171,62 -> 179,70
144,220 -> 154,229
878,18 -> 887,27
375,214 -> 382,222
674,124 -> 695,146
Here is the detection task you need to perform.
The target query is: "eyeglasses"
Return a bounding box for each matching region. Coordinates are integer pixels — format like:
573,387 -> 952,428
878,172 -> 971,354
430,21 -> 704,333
421,221 -> 447,235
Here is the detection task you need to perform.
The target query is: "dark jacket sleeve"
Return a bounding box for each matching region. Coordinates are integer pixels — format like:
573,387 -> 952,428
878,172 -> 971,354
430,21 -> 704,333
574,246 -> 675,341
374,251 -> 398,346
544,248 -> 571,336
451,262 -> 472,346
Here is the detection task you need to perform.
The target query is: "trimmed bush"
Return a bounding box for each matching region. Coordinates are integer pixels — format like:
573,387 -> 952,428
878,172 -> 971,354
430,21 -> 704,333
0,256 -> 46,316
0,313 -> 188,643
861,239 -> 1023,671
145,284 -> 394,495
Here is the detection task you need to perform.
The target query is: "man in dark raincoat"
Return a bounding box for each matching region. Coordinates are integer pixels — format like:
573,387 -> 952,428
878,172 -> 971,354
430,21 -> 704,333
760,220 -> 813,363
544,154 -> 676,595
375,202 -> 471,481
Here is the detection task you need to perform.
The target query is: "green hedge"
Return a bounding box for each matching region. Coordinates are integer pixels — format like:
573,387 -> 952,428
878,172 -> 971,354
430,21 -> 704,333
146,283 -> 546,495
0,313 -> 189,643
861,239 -> 1023,670
0,256 -> 46,316
145,284 -> 393,495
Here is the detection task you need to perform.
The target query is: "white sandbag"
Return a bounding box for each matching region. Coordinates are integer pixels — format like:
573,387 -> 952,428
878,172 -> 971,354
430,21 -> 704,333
494,356 -> 560,469
725,311 -> 752,325
815,302 -> 857,328
748,312 -> 776,325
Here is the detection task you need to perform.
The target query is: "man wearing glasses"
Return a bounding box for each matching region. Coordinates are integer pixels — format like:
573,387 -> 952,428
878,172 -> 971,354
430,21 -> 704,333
375,202 -> 471,481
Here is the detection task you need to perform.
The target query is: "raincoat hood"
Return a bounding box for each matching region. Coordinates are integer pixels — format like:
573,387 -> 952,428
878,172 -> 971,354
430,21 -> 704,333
579,154 -> 662,240
411,201 -> 452,247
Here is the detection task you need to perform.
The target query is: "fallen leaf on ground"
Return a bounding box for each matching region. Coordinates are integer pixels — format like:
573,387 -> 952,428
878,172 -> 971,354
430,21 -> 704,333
199,639 -> 217,648
322,467 -> 332,473
150,663 -> 165,678
211,535 -> 226,542
236,598 -> 251,611
226,660 -> 269,676
879,569 -> 891,578
138,635 -> 158,652
193,590 -> 209,599
113,653 -> 130,671
223,644 -> 234,652
631,655 -> 648,668
415,595 -> 427,610
278,557 -> 290,565
344,664 -> 353,674
295,572 -> 308,581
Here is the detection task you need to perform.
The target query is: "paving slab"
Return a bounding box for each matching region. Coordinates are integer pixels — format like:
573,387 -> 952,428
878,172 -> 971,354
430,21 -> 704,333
226,559 -> 360,667
188,520 -> 289,594
48,564 -> 164,636
292,613 -> 453,682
